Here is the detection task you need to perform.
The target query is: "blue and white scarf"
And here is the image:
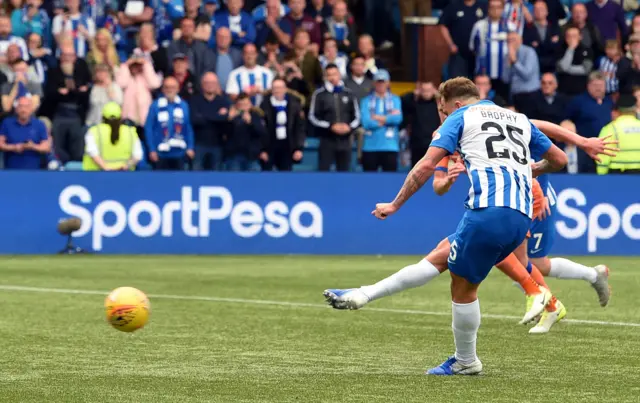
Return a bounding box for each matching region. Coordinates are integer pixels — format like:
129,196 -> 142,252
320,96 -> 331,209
326,18 -> 348,42
271,96 -> 287,140
156,96 -> 187,152
368,91 -> 394,116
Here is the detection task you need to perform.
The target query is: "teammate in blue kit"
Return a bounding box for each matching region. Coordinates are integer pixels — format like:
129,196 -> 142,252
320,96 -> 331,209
326,77 -> 568,375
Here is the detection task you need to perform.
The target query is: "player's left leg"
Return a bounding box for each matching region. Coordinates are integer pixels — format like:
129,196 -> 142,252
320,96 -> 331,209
528,204 -> 611,307
323,238 -> 449,310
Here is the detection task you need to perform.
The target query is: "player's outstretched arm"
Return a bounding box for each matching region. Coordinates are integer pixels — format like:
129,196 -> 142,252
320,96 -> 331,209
372,147 -> 449,219
530,119 -> 619,162
532,143 -> 568,177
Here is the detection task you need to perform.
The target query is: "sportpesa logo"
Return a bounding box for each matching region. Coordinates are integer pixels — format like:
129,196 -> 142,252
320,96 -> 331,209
58,185 -> 324,251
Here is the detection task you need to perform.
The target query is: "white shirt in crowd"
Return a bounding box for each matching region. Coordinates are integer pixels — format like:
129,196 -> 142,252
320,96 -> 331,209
226,65 -> 274,105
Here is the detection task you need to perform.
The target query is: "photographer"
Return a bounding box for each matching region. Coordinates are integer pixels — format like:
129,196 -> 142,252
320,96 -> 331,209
309,63 -> 360,172
224,93 -> 267,171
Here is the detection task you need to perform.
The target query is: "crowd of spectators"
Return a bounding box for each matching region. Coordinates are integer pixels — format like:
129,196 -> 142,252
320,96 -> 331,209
0,0 -> 639,173
441,0 -> 640,173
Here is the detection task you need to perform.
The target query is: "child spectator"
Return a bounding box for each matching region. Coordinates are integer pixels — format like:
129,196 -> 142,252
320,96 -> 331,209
599,39 -> 628,95
224,92 -> 266,171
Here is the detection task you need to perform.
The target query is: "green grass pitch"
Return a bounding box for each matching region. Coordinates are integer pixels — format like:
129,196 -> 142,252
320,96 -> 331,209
1,255 -> 639,402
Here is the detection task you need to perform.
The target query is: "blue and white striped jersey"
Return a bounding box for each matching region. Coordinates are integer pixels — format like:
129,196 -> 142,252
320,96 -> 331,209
469,18 -> 509,80
431,100 -> 552,218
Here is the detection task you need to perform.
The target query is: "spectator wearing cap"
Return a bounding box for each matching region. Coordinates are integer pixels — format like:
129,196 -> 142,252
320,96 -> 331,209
86,64 -> 123,127
215,0 -> 256,49
227,43 -> 274,106
224,92 -> 266,171
0,96 -> 50,169
617,33 -> 640,95
170,53 -> 197,101
503,31 -> 540,118
1,58 -> 42,115
167,18 -> 215,82
116,51 -> 162,144
562,3 -> 604,60
45,43 -> 91,163
211,27 -> 243,91
145,76 -> 195,170
319,38 -> 348,78
52,0 -> 95,58
82,102 -> 142,171
11,0 -> 51,47
259,77 -> 305,171
557,26 -> 594,97
323,1 -> 356,54
309,63 -> 360,172
26,33 -> 55,84
359,69 -> 402,172
189,72 -> 231,170
400,82 -> 440,168
282,0 -> 322,53
0,15 -> 29,63
344,53 -> 373,101
565,71 -> 613,173
597,94 -> 640,174
586,0 -> 627,43
530,72 -> 568,125
523,0 -> 562,74
255,0 -> 292,49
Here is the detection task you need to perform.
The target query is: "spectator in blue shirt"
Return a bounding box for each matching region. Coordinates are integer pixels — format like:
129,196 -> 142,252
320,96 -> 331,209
565,71 -> 613,173
503,31 -> 541,118
145,76 -> 195,170
211,27 -> 243,91
359,69 -> 402,172
11,0 -> 51,47
0,96 -> 50,169
215,0 -> 257,49
254,0 -> 292,49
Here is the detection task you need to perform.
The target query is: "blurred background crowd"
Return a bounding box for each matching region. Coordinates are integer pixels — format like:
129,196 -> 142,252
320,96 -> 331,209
0,0 -> 639,174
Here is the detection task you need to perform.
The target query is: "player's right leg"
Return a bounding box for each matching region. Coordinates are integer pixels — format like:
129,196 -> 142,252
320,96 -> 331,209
528,203 -> 611,307
323,238 -> 449,310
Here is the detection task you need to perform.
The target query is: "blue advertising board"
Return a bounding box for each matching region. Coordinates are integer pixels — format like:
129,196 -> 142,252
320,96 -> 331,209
0,172 -> 638,255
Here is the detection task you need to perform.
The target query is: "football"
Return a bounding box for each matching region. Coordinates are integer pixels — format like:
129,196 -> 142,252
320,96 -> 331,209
104,287 -> 150,332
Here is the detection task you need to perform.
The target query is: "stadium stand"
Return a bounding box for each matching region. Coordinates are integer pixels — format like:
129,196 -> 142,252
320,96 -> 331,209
0,0 -> 639,174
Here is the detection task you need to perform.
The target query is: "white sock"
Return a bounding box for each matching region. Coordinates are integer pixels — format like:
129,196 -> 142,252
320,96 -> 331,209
549,258 -> 597,283
359,259 -> 441,302
452,300 -> 481,365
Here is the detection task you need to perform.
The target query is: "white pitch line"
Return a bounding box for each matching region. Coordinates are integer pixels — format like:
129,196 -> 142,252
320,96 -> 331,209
0,284 -> 637,328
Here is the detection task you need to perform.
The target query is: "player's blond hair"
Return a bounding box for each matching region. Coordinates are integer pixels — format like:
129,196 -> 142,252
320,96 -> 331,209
439,77 -> 480,104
